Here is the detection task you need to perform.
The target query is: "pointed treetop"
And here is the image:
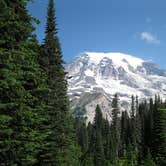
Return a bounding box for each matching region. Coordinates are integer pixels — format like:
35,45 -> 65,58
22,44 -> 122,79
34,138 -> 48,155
45,0 -> 57,44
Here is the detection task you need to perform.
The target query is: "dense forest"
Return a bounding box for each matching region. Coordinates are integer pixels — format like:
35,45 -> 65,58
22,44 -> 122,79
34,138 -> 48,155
75,94 -> 166,166
0,0 -> 165,165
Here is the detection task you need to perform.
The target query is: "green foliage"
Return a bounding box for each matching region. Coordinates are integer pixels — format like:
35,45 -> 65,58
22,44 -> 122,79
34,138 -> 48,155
154,108 -> 166,166
0,0 -> 48,165
143,150 -> 156,166
111,94 -> 120,161
74,96 -> 166,165
93,105 -> 105,166
37,0 -> 80,165
0,0 -> 165,165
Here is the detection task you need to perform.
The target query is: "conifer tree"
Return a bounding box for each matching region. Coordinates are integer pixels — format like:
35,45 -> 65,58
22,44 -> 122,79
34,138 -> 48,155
131,95 -> 135,118
111,94 -> 120,161
143,149 -> 156,166
120,111 -> 129,156
130,95 -> 137,149
37,0 -> 78,165
93,105 -> 105,166
151,96 -> 160,159
125,144 -> 137,166
75,120 -> 88,155
102,118 -> 111,165
143,98 -> 154,154
149,98 -> 154,144
82,122 -> 94,166
0,0 -> 47,165
135,99 -> 142,162
152,108 -> 166,165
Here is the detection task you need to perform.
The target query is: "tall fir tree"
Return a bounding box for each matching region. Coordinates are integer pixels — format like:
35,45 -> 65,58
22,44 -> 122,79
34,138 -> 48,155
83,122 -> 94,166
75,119 -> 88,155
130,95 -> 137,149
37,0 -> 78,165
152,107 -> 166,165
120,111 -> 129,156
151,95 -> 160,160
102,117 -> 111,165
93,105 -> 105,166
111,94 -> 120,162
135,97 -> 142,163
0,0 -> 48,165
131,95 -> 135,118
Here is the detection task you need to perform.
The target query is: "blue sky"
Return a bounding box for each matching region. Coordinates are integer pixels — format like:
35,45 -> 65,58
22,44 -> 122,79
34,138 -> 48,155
28,0 -> 166,69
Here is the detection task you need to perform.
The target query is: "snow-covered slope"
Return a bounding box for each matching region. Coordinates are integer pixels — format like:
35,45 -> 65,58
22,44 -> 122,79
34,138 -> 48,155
66,52 -> 166,122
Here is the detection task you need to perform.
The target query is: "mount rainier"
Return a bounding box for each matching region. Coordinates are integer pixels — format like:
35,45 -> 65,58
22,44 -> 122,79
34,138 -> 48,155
66,52 -> 166,122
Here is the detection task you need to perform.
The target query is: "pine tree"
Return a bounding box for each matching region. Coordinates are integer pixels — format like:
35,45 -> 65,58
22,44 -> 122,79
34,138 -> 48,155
135,97 -> 142,162
102,118 -> 111,165
93,105 -> 105,166
158,109 -> 166,165
143,98 -> 154,154
0,0 -> 47,165
76,120 -> 88,155
131,95 -> 135,118
130,95 -> 137,149
126,144 -> 137,166
120,111 -> 129,156
111,94 -> 120,161
149,98 -> 154,148
143,149 -> 156,166
37,0 -> 77,165
138,100 -> 149,159
82,122 -> 94,166
151,95 -> 161,160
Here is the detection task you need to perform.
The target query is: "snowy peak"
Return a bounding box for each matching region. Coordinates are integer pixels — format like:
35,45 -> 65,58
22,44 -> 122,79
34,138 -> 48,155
66,52 -> 166,122
85,52 -> 144,69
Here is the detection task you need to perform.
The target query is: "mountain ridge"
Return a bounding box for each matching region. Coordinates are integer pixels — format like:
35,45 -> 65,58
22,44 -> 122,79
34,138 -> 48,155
66,52 -> 166,122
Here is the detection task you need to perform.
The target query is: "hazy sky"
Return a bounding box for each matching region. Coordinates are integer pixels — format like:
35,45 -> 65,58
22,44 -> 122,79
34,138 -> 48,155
28,0 -> 166,69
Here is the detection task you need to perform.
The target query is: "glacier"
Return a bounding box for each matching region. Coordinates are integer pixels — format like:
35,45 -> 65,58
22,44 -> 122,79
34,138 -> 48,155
66,52 -> 166,122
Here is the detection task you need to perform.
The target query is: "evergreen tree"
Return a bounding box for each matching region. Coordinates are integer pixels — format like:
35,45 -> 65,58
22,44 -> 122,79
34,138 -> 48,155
82,122 -> 94,166
131,95 -> 135,118
119,144 -> 137,166
143,150 -> 156,166
102,118 -> 111,165
138,100 -> 148,158
135,98 -> 142,162
93,105 -> 105,166
111,94 -> 120,161
158,109 -> 166,165
149,98 -> 154,147
75,119 -> 88,155
130,95 -> 136,149
37,0 -> 78,165
151,95 -> 161,159
143,98 -> 154,154
120,111 -> 129,156
0,0 -> 47,165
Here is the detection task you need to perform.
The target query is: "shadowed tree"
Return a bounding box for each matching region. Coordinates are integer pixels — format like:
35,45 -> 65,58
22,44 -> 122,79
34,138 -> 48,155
0,0 -> 47,165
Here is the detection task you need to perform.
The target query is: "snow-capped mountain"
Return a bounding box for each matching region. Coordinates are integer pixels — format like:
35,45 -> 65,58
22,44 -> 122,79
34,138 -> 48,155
66,52 -> 166,122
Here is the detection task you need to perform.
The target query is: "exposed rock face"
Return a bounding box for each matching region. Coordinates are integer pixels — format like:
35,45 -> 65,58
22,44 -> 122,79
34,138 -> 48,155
66,52 -> 166,122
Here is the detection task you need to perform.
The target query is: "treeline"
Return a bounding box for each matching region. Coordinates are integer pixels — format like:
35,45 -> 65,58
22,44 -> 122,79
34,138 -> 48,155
75,95 -> 166,166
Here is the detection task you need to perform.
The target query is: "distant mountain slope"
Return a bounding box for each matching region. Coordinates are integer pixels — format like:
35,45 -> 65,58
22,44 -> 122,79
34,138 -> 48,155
66,52 -> 166,122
